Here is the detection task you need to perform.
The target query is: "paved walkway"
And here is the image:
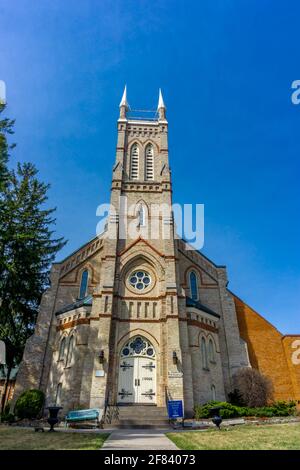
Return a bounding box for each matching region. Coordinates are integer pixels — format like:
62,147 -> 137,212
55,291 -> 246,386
101,428 -> 178,450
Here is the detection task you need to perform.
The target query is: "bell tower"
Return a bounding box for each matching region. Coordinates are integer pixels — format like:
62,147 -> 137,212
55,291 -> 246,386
110,85 -> 172,247
91,88 -> 184,410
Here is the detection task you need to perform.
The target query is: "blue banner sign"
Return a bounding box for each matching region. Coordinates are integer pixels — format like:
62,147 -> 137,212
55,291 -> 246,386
167,400 -> 183,419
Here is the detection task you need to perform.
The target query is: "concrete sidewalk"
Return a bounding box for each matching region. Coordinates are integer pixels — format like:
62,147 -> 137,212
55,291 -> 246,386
101,428 -> 178,450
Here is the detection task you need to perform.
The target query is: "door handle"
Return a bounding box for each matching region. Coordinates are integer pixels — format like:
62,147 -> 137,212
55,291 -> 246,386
135,379 -> 140,386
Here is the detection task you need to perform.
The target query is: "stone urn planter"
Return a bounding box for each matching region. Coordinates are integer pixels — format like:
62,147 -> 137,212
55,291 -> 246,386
46,406 -> 62,432
210,406 -> 223,429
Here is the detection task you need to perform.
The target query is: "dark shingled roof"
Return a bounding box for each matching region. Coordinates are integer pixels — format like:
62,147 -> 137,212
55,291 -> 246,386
0,366 -> 18,380
55,295 -> 93,316
186,297 -> 220,318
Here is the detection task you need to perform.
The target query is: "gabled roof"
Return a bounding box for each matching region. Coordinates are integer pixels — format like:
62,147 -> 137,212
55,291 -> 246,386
55,295 -> 93,316
180,237 -> 226,269
0,366 -> 18,380
186,296 -> 220,318
118,236 -> 165,259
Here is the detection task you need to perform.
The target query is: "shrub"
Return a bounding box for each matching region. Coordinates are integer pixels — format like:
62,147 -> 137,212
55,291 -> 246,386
194,402 -> 240,419
231,368 -> 273,407
1,401 -> 15,423
228,388 -> 245,406
194,400 -> 296,420
0,402 -> 14,423
260,401 -> 296,417
14,389 -> 45,420
1,412 -> 15,423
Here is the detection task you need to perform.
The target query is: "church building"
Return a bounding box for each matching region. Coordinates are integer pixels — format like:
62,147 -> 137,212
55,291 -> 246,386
14,89 -> 300,419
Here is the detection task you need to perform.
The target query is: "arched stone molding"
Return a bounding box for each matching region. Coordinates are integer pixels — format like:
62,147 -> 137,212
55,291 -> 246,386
142,138 -> 160,154
117,328 -> 160,353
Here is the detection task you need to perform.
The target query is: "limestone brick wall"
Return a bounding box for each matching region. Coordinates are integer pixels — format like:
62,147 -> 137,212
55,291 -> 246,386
41,243 -> 104,404
14,237 -> 104,408
187,321 -> 225,405
45,311 -> 94,410
13,264 -> 61,403
178,319 -> 194,416
216,271 -> 249,395
176,243 -> 248,402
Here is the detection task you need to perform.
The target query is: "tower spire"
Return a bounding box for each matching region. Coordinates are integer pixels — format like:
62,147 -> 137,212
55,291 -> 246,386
157,88 -> 166,120
119,85 -> 129,119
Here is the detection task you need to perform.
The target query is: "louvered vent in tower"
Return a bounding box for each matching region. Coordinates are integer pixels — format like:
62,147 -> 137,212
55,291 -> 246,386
130,144 -> 139,180
145,144 -> 154,180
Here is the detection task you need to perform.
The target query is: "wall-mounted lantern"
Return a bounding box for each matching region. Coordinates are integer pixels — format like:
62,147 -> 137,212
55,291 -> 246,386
172,351 -> 178,365
99,350 -> 105,364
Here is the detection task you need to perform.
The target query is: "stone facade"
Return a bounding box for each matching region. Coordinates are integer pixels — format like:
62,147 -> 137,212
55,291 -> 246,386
14,90 -> 300,417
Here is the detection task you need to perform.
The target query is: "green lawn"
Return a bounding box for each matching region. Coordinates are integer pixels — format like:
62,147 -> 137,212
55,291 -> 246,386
167,423 -> 300,450
0,426 -> 109,450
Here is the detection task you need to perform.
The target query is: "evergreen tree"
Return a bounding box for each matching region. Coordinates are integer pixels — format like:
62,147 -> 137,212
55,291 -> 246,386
0,103 -> 15,191
0,105 -> 66,412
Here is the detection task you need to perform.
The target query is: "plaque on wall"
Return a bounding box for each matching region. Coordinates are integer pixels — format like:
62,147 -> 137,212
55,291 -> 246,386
168,371 -> 183,378
95,370 -> 105,377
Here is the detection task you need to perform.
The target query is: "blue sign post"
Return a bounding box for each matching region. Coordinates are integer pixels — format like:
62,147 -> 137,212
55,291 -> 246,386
167,400 -> 184,420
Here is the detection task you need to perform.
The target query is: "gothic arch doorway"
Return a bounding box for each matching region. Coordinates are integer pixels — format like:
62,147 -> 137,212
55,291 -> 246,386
117,335 -> 156,405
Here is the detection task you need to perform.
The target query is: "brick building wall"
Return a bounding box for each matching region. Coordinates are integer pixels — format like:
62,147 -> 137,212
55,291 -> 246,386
234,294 -> 300,404
282,335 -> 300,404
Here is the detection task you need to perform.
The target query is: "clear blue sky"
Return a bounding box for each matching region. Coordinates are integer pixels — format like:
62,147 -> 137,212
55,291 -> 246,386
0,0 -> 299,334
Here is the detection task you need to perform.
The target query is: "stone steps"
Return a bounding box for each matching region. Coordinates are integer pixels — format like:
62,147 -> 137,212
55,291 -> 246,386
119,406 -> 167,416
116,418 -> 170,424
115,424 -> 171,429
105,405 -> 170,429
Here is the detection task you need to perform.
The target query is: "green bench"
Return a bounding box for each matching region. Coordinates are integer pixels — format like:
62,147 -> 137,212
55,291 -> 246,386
65,408 -> 103,428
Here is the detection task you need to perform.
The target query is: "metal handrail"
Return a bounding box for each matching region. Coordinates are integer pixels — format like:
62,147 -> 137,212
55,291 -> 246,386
126,109 -> 159,121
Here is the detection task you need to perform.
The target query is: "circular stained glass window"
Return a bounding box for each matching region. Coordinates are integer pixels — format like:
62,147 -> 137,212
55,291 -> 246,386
129,270 -> 152,290
147,348 -> 154,356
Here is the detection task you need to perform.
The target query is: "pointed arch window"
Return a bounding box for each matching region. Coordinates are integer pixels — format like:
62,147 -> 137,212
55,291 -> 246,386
66,335 -> 75,366
55,383 -> 62,406
79,269 -> 88,299
130,143 -> 139,180
208,338 -> 215,363
201,337 -> 208,370
211,384 -> 216,401
189,271 -> 199,301
145,144 -> 154,180
137,204 -> 146,227
58,337 -> 66,361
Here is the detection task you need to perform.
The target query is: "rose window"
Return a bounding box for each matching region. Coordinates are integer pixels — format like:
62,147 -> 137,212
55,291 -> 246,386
129,270 -> 151,290
121,336 -> 155,358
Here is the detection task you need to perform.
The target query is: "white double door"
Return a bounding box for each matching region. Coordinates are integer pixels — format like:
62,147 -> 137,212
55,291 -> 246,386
118,356 -> 156,404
